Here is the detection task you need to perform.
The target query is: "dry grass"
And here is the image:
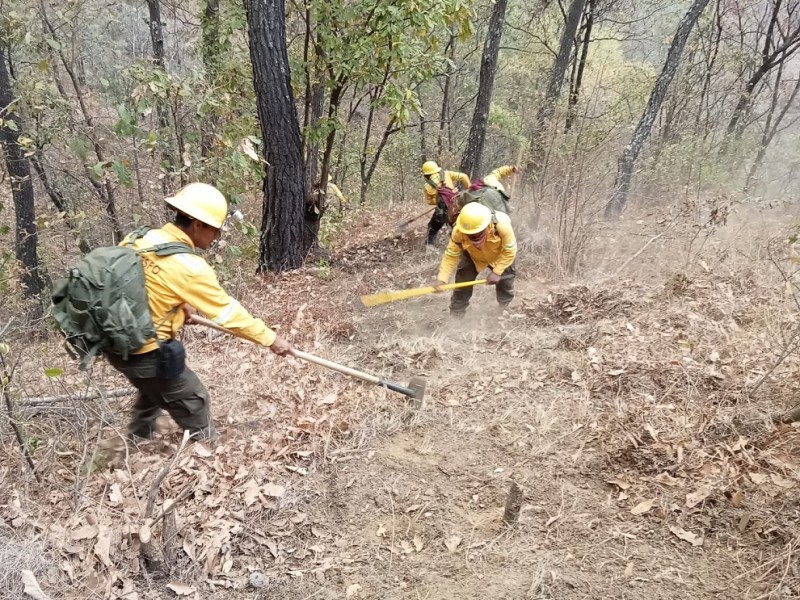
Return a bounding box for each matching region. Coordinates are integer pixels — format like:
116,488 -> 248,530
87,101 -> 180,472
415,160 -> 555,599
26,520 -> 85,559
0,526 -> 50,599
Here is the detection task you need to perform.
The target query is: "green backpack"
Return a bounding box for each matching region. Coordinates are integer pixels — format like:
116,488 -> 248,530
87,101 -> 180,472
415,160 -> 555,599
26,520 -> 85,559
454,185 -> 511,219
51,227 -> 194,369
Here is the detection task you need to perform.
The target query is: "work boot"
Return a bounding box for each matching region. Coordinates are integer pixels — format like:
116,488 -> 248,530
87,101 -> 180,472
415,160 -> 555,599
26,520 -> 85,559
128,422 -> 156,441
188,423 -> 218,442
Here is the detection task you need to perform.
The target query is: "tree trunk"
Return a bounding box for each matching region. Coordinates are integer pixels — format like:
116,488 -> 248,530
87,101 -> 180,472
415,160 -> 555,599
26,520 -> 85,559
200,0 -> 220,158
30,151 -> 91,254
744,60 -> 800,192
361,117 -> 397,203
526,0 -> 587,179
605,0 -> 711,218
39,0 -> 121,242
146,0 -> 178,189
246,0 -> 307,271
695,0 -> 722,139
437,34 -> 457,157
721,0 -> 800,153
565,0 -> 594,132
0,47 -> 45,299
460,0 -> 509,178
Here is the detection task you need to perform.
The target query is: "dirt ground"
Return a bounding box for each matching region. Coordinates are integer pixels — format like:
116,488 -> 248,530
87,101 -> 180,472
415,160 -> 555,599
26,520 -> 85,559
3,204 -> 800,599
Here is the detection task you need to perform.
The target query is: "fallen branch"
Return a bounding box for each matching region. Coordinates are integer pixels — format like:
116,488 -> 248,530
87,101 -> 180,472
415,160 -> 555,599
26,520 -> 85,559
750,323 -> 800,398
140,430 -> 190,574
21,387 -> 135,405
606,223 -> 675,280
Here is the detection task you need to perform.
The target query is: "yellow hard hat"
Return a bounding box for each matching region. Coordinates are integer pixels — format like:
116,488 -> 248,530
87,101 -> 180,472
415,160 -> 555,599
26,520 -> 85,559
483,174 -> 506,194
165,183 -> 228,229
456,202 -> 492,235
421,160 -> 441,176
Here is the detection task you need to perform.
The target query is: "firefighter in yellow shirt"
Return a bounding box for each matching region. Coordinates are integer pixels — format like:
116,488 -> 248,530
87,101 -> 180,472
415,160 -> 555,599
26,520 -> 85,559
421,160 -> 470,247
327,174 -> 347,210
107,183 -> 292,441
435,202 -> 517,316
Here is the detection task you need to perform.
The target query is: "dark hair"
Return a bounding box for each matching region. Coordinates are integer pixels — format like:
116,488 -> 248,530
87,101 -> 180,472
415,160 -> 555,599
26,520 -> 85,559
174,212 -> 194,229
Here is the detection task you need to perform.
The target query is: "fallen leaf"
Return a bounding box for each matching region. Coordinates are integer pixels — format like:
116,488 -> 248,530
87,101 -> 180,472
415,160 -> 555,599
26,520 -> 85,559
669,526 -> 703,547
630,499 -> 655,515
730,490 -> 743,508
93,525 -> 112,567
607,369 -> 626,376
318,392 -> 338,405
770,473 -> 795,489
21,570 -> 52,600
139,522 -> 152,544
685,486 -> 711,508
70,524 -> 98,540
193,443 -> 212,458
238,137 -> 260,162
242,478 -> 260,507
346,583 -> 362,597
624,562 -> 633,577
166,582 -> 196,596
399,540 -> 414,554
285,465 -> 308,475
375,524 -> 386,538
108,483 -> 122,505
444,536 -> 461,553
263,483 -> 285,498
644,424 -> 659,441
606,477 -> 631,490
654,472 -> 681,487
749,472 -> 768,486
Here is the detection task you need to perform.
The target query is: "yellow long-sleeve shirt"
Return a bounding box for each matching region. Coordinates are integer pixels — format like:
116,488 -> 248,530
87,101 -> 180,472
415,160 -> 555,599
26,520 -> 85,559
122,224 -> 276,354
424,170 -> 470,206
327,182 -> 347,207
437,211 -> 517,281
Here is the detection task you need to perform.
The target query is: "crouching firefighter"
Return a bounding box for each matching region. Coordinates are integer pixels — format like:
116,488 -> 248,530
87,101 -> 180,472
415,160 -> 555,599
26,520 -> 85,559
433,202 -> 518,317
52,183 -> 293,442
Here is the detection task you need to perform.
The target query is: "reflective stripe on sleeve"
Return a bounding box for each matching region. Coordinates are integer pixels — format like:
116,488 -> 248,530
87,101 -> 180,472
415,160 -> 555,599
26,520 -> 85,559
213,300 -> 240,324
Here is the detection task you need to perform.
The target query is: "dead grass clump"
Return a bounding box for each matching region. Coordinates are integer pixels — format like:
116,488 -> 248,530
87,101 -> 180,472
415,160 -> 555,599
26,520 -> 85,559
524,284 -> 640,325
0,528 -> 49,600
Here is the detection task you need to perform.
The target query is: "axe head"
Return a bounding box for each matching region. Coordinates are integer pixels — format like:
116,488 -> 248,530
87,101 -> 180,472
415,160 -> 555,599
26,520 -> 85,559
408,376 -> 426,409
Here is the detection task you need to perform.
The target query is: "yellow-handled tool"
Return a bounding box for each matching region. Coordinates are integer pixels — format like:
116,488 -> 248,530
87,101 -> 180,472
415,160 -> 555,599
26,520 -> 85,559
360,279 -> 487,308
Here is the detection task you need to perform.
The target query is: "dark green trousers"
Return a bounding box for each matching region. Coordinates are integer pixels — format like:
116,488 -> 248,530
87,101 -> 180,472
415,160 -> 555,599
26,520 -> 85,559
450,253 -> 516,316
106,351 -> 214,440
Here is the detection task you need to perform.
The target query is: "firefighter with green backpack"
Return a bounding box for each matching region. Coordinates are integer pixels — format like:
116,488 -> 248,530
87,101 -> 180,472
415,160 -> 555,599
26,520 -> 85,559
51,183 -> 292,442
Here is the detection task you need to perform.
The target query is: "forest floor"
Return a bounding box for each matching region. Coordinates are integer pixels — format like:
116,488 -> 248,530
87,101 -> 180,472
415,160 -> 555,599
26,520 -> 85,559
3,202 -> 800,600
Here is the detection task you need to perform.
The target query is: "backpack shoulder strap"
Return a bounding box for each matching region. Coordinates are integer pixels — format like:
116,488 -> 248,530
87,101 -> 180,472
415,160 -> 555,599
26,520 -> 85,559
424,174 -> 441,189
124,226 -> 152,247
148,242 -> 195,257
490,209 -> 498,225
